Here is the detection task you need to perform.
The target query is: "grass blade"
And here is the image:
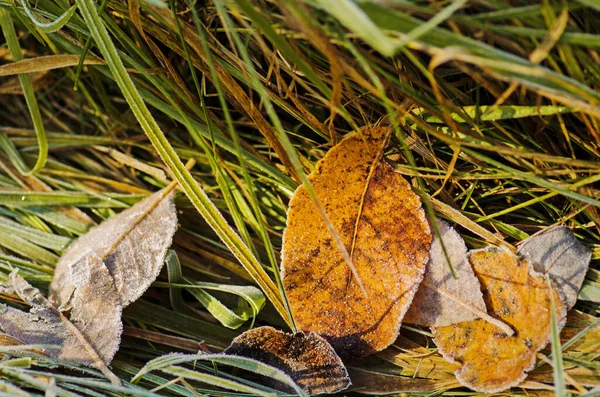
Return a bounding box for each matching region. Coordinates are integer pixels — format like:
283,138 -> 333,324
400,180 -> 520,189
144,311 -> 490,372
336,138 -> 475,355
73,0 -> 290,327
16,0 -> 77,33
0,8 -> 47,175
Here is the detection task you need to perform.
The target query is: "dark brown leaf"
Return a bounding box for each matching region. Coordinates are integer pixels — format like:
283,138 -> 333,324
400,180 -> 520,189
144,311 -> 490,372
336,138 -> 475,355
225,326 -> 350,395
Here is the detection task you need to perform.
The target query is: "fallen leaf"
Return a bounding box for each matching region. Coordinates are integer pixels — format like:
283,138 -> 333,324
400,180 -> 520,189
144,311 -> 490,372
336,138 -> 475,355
281,127 -> 431,358
50,187 -> 177,308
517,226 -> 591,310
0,187 -> 178,384
0,265 -> 121,384
224,326 -> 351,395
405,219 -> 487,327
433,246 -> 566,393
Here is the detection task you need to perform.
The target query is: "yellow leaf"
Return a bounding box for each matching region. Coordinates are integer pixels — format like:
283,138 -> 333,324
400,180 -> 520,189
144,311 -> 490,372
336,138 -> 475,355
281,127 -> 431,358
433,247 -> 566,392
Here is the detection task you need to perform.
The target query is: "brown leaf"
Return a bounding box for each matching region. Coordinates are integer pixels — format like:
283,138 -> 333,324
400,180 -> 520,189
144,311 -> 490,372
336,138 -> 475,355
432,247 -> 566,393
281,127 -> 431,358
50,187 -> 177,308
224,326 -> 351,395
517,226 -> 591,310
405,219 -> 487,327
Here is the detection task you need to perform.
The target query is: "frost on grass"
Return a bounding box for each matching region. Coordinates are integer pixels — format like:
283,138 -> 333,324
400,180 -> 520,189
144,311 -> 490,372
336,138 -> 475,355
405,219 -> 487,327
517,225 -> 591,310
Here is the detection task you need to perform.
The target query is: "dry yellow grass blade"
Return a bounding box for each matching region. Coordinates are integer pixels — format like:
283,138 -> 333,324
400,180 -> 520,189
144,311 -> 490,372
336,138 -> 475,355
0,54 -> 103,77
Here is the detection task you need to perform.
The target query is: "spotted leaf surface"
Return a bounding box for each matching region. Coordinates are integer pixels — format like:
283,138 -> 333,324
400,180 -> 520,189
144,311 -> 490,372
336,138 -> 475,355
433,247 -> 566,393
281,127 -> 431,358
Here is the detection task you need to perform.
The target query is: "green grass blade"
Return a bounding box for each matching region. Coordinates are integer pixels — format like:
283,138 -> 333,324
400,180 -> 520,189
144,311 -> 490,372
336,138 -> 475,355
398,0 -> 468,46
159,366 -> 275,397
423,106 -> 574,123
155,279 -> 265,329
0,231 -> 58,265
0,8 -> 48,175
132,353 -> 307,397
575,0 -> 600,11
73,0 -> 289,327
16,0 -> 77,33
0,215 -> 70,250
547,275 -> 567,397
579,281 -> 600,303
309,0 -> 401,56
164,250 -> 193,315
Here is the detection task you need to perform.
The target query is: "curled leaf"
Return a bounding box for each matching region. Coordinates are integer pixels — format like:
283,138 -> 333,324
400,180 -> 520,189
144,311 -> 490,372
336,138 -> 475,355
281,127 -> 431,358
50,188 -> 177,308
0,267 -> 121,384
517,226 -> 591,309
433,247 -> 566,393
224,326 -> 350,395
405,219 -> 487,327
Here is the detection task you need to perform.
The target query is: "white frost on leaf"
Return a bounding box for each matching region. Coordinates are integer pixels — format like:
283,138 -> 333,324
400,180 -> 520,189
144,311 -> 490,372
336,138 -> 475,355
405,219 -> 487,327
517,225 -> 591,309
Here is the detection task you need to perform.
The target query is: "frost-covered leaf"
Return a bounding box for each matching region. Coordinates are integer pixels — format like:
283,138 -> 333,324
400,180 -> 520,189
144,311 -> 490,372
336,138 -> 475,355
50,188 -> 177,308
517,226 -> 591,309
224,326 -> 351,395
405,219 -> 487,327
433,247 -> 566,393
0,187 -> 178,385
281,127 -> 431,358
0,267 -> 121,384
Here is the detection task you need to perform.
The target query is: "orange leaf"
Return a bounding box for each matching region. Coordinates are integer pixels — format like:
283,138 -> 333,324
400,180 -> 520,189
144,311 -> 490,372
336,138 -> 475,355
432,247 -> 566,393
281,127 -> 431,358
